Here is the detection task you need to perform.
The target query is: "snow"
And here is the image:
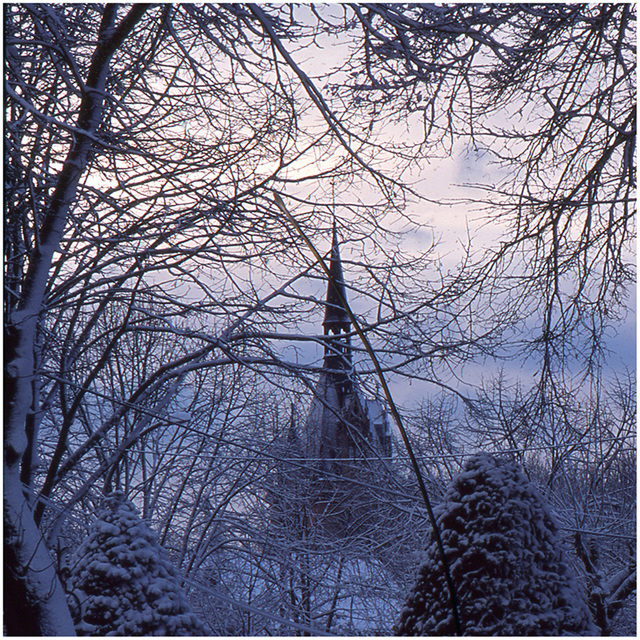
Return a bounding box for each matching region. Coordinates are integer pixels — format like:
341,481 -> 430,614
68,492 -> 205,636
3,465 -> 77,635
396,453 -> 598,636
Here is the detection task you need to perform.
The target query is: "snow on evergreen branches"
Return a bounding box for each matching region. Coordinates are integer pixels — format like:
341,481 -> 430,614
68,492 -> 205,636
396,453 -> 597,636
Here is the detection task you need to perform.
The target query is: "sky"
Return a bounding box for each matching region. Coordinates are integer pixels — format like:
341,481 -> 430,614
54,4 -> 636,414
274,11 -> 637,407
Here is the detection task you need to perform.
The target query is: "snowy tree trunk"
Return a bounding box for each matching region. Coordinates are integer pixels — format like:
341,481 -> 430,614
4,5 -> 149,635
3,473 -> 76,635
574,532 -> 637,635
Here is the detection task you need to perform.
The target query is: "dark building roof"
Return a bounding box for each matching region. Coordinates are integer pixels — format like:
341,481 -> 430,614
323,225 -> 350,329
305,224 -> 392,474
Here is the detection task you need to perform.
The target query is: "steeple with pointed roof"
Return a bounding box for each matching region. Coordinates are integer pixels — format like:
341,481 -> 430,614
305,226 -> 392,472
322,225 -> 353,386
323,224 -> 350,330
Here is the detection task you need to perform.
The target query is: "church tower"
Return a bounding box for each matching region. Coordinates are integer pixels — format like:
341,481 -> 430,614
322,223 -> 354,399
306,226 -> 392,472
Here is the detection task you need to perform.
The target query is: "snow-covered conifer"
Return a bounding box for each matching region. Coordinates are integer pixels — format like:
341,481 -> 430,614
396,453 -> 596,636
68,492 -> 205,636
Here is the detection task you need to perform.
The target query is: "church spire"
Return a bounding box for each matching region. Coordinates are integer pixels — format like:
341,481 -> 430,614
323,222 -> 350,328
322,224 -> 352,373
305,222 -> 391,475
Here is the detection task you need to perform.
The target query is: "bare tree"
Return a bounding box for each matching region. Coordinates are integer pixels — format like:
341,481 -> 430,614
339,3 -> 635,390
5,5 -> 153,634
5,4 -> 634,635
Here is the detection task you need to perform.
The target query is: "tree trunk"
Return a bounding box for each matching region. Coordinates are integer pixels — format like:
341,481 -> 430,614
4,5 -> 150,634
4,465 -> 77,636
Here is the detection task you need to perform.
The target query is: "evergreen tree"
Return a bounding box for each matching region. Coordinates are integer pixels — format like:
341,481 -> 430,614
396,453 -> 596,636
68,492 -> 205,636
